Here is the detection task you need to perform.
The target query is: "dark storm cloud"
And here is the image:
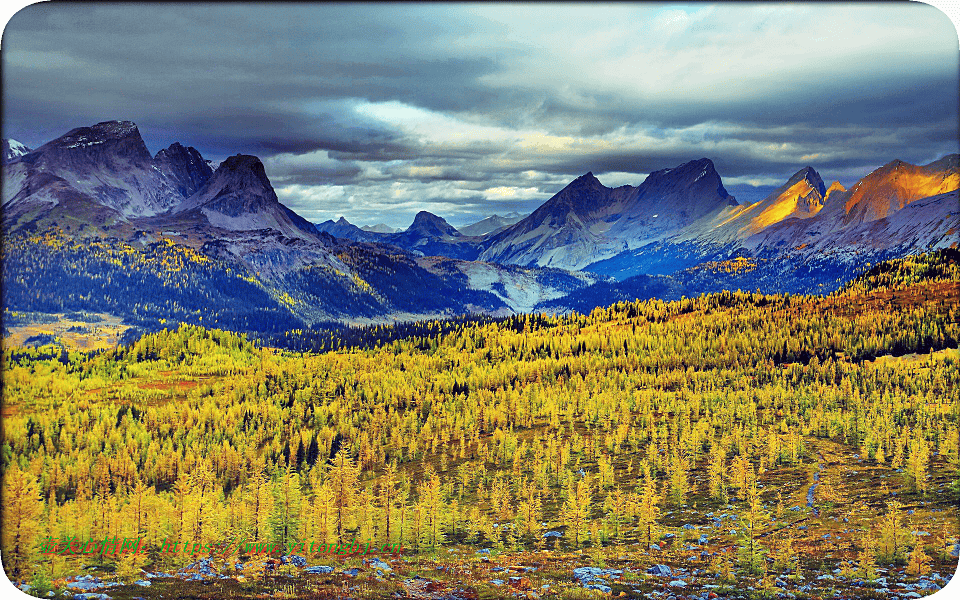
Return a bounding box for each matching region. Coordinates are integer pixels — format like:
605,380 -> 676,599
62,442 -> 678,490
3,2 -> 958,226
2,4 -> 502,151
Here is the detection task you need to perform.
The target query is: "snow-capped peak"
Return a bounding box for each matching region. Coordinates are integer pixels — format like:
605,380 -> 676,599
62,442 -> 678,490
2,138 -> 32,163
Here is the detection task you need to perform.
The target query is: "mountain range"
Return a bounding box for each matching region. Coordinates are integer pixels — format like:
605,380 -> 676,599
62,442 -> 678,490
3,120 -> 957,334
1,121 -> 600,329
314,211 -> 526,260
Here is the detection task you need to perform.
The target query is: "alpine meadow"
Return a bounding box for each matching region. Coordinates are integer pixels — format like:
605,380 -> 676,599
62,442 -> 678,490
1,3 -> 959,600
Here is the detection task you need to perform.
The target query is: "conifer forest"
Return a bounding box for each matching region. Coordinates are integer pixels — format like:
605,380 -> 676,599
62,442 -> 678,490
2,250 -> 959,599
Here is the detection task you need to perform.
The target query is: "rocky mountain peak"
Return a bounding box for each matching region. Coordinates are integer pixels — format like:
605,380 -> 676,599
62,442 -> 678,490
568,171 -> 605,190
154,142 -> 213,198
173,152 -> 318,240
640,158 -> 735,207
785,166 -> 827,197
843,155 -> 960,224
209,154 -> 274,195
51,120 -> 150,160
2,138 -> 31,164
825,181 -> 847,202
409,211 -> 460,238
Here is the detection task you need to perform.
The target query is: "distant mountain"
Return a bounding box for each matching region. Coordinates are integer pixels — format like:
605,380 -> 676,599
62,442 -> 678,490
2,138 -> 31,163
153,142 -> 214,199
688,166 -> 827,244
8,121 -> 195,217
458,212 -> 525,237
2,121 -> 217,233
382,211 -> 482,260
480,158 -> 737,270
577,155 -> 959,313
2,120 -> 602,329
405,211 -> 461,239
315,216 -> 381,241
731,155 -> 959,255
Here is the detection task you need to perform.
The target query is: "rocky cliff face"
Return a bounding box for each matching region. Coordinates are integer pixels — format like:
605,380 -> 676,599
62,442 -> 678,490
479,159 -> 738,270
842,155 -> 960,225
3,121 -> 212,221
172,154 -> 319,240
154,142 -> 214,199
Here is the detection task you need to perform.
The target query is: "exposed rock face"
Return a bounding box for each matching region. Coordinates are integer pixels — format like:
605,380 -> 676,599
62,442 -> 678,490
480,159 -> 738,270
694,166 -> 828,243
405,211 -> 461,239
4,121 -> 207,219
154,142 -> 213,199
842,155 -> 960,225
173,154 -> 319,240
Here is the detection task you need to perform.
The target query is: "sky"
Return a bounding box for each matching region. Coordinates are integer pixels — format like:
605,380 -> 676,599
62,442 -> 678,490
2,2 -> 959,229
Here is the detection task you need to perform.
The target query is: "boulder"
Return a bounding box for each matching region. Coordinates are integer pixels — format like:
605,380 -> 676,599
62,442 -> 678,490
647,564 -> 672,576
304,565 -> 334,575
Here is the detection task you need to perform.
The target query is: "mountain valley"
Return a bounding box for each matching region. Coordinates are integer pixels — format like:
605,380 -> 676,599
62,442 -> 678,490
2,121 -> 957,340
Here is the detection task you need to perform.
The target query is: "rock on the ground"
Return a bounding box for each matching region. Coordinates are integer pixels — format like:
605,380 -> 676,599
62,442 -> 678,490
304,565 -> 334,574
280,554 -> 307,568
67,581 -> 101,591
648,564 -> 673,576
369,557 -> 393,571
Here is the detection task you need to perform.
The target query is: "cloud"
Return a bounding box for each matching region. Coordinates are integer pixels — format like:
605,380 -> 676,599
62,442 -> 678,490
3,3 -> 957,227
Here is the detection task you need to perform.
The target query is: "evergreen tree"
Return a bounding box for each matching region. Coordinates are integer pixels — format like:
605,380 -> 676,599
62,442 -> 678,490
327,448 -> 359,544
561,473 -> 592,548
2,465 -> 43,578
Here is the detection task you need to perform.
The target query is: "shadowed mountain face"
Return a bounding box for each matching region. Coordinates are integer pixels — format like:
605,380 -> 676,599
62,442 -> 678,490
10,121 -> 181,216
479,158 -> 738,270
2,121 -> 214,230
171,154 -> 319,241
2,121 -> 601,328
154,142 -> 213,199
406,211 -> 461,239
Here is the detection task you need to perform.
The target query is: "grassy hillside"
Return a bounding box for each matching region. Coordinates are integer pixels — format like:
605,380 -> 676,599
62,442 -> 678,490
1,252 -> 958,598
1,229 -> 302,334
